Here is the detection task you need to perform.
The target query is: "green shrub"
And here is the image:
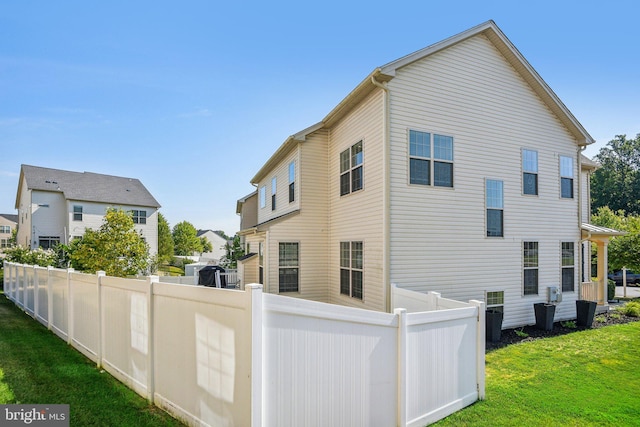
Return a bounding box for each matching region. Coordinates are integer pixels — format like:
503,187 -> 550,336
620,301 -> 640,317
608,279 -> 616,301
561,321 -> 577,329
515,328 -> 529,338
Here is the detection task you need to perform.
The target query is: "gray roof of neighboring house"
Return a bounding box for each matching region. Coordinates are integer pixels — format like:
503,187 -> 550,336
0,213 -> 18,223
18,164 -> 161,208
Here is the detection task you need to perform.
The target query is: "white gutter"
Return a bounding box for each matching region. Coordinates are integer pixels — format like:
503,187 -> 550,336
370,75 -> 391,312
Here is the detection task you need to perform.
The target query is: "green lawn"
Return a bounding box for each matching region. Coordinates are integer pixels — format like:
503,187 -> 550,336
434,320 -> 640,426
0,293 -> 183,426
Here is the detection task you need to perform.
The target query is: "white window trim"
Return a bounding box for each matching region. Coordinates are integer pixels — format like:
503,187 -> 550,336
522,148 -> 539,196
407,128 -> 455,188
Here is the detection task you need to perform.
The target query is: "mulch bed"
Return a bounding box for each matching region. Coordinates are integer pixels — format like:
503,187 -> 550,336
486,309 -> 640,352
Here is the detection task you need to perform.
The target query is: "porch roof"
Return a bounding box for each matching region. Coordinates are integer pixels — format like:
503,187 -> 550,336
581,223 -> 626,238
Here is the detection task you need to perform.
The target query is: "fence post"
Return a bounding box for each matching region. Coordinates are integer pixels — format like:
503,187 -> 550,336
96,271 -> 106,368
427,291 -> 441,311
395,308 -> 407,427
147,275 -> 158,404
47,266 -> 54,331
246,284 -> 263,427
33,266 -> 39,319
67,268 -> 74,346
470,300 -> 486,400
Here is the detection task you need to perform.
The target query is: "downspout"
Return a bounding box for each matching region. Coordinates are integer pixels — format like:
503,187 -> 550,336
371,75 -> 391,312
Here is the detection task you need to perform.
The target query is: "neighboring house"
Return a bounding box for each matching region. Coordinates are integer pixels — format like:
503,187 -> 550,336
196,229 -> 228,262
236,20 -> 620,328
15,165 -> 161,256
0,213 -> 18,253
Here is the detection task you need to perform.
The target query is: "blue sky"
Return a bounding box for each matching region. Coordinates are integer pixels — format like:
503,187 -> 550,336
2,1 -> 639,236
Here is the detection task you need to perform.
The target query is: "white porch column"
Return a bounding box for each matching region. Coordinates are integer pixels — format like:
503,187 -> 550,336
596,240 -> 608,305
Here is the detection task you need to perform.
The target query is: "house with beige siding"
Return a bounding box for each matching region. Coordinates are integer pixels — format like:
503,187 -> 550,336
15,165 -> 161,256
0,214 -> 18,253
236,20 -> 619,328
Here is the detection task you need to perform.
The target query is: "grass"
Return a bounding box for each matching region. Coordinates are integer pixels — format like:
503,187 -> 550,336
157,264 -> 184,276
433,321 -> 640,426
0,293 -> 184,426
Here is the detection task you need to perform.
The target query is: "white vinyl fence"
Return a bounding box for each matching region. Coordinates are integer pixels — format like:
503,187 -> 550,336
3,262 -> 484,427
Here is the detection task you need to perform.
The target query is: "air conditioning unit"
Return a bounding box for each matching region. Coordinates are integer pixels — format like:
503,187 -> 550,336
548,286 -> 562,303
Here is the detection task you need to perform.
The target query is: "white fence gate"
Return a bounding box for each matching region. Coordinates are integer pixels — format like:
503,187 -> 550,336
3,262 -> 484,426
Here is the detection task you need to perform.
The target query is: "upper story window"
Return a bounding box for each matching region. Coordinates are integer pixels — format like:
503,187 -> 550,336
73,205 -> 83,221
340,141 -> 363,196
522,149 -> 538,195
0,225 -> 10,234
271,177 -> 277,211
560,156 -> 574,198
289,161 -> 295,203
259,186 -> 266,209
486,179 -> 504,237
131,210 -> 146,224
409,130 -> 454,187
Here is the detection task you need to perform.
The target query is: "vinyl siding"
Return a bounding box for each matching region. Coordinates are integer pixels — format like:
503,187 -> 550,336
328,89 -> 385,311
31,191 -> 66,247
580,168 -> 591,222
387,34 -> 581,328
262,133 -> 330,302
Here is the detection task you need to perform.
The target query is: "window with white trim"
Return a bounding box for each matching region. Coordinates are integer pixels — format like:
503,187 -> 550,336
340,241 -> 363,300
271,177 -> 277,211
131,210 -> 146,224
289,161 -> 295,203
522,149 -> 538,195
340,141 -> 363,196
1,238 -> 9,248
486,290 -> 504,313
279,242 -> 299,292
258,242 -> 264,284
560,156 -> 574,198
409,130 -> 453,187
73,205 -> 83,221
39,236 -> 60,250
524,241 -> 539,295
562,242 -> 575,292
0,225 -> 10,234
486,179 -> 504,237
259,186 -> 266,209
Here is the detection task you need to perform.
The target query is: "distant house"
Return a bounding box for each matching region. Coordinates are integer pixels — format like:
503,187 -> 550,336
236,20 -> 621,329
0,213 -> 18,253
196,229 -> 228,262
15,165 -> 161,255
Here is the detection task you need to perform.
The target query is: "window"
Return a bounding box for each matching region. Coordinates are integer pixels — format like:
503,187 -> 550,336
0,225 -> 10,234
486,290 -> 504,313
486,179 -> 504,237
271,177 -> 277,211
73,205 -> 83,221
279,242 -> 299,292
1,239 -> 9,248
258,242 -> 264,285
560,156 -> 574,198
289,161 -> 295,203
522,149 -> 538,195
409,130 -> 453,187
131,210 -> 146,224
39,236 -> 60,250
562,242 -> 575,292
340,141 -> 363,196
340,241 -> 363,300
259,186 -> 266,209
523,242 -> 539,295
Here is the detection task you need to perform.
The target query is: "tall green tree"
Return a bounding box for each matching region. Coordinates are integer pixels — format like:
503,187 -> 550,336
69,208 -> 149,277
591,206 -> 640,272
221,235 -> 244,269
591,134 -> 640,215
157,212 -> 174,263
172,221 -> 202,256
200,237 -> 213,253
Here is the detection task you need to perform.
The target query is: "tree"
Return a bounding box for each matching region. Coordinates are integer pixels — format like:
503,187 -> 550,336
172,221 -> 202,256
591,206 -> 640,272
200,237 -> 213,253
69,208 -> 150,277
157,212 -> 174,264
221,235 -> 245,269
591,134 -> 640,215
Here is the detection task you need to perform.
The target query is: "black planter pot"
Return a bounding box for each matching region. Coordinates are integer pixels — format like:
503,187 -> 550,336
534,303 -> 556,331
576,300 -> 597,327
486,309 -> 503,342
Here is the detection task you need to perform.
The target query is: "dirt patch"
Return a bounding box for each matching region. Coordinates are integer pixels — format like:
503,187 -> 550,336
486,309 -> 640,352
